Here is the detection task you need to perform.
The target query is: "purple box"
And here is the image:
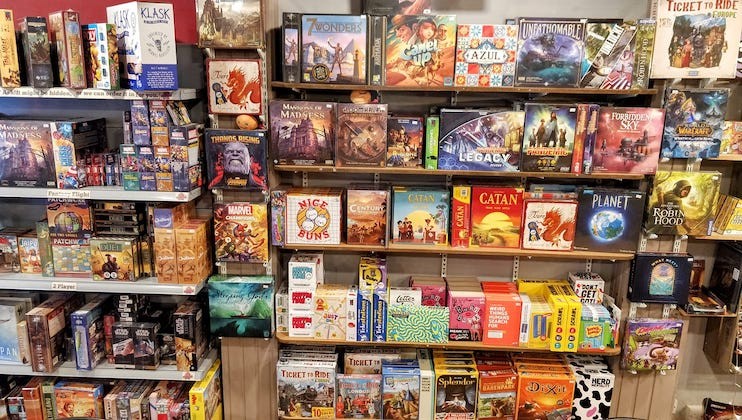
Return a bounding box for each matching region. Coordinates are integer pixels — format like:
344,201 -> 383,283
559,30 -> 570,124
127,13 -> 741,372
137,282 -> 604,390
622,318 -> 683,371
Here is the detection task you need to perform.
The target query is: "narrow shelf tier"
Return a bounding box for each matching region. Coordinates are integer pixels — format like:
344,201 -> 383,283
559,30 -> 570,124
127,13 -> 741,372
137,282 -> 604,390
677,308 -> 738,318
0,349 -> 218,381
709,154 -> 742,162
0,273 -> 204,295
0,186 -> 201,202
276,333 -> 621,356
271,81 -> 657,96
0,87 -> 197,100
693,233 -> 742,242
274,165 -> 644,180
279,243 -> 634,261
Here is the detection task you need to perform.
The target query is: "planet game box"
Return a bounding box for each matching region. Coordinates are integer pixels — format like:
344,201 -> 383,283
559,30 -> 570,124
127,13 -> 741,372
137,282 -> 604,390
336,103 -> 388,167
391,187 -> 449,246
592,107 -> 665,174
336,374 -> 382,419
385,15 -> 457,87
522,104 -> 577,172
661,88 -> 729,159
515,18 -> 586,87
573,188 -> 646,253
346,187 -> 388,246
213,202 -> 269,263
438,109 -> 524,172
270,101 -> 336,166
48,10 -> 86,88
286,188 -> 343,246
522,199 -> 577,251
300,14 -> 368,84
90,237 -> 140,281
205,129 -> 267,191
454,24 -> 518,87
0,120 -> 56,188
386,116 -> 424,167
471,186 -> 524,249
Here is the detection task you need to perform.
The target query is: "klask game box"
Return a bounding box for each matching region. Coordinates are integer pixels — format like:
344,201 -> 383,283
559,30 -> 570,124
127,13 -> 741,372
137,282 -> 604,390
206,59 -> 262,115
521,104 -> 577,173
205,129 -> 267,191
346,187 -> 388,246
573,188 -> 646,253
515,18 -> 587,87
286,188 -> 343,246
470,186 -> 524,249
522,199 -> 577,251
386,116 -> 424,167
661,88 -> 729,159
301,14 -> 368,84
392,187 -> 449,246
336,103 -> 388,167
270,101 -> 336,166
438,109 -> 524,172
592,107 -> 665,174
622,318 -> 683,371
385,15 -> 457,87
0,120 -> 56,188
454,24 -> 518,87
213,202 -> 268,263
208,275 -> 273,338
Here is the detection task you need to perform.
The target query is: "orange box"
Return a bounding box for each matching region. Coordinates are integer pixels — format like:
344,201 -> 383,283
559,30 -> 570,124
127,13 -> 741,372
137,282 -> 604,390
516,371 -> 575,420
175,219 -> 209,284
482,290 -> 522,347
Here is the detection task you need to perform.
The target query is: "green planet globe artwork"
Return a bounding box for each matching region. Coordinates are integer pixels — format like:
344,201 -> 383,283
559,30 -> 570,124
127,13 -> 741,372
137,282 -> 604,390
590,210 -> 625,242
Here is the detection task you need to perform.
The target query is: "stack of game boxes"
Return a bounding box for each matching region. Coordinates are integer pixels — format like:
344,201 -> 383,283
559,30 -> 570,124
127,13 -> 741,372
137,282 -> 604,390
475,352 -> 518,420
286,253 -> 324,337
0,227 -> 31,274
46,198 -> 94,277
358,256 -> 388,342
513,354 -> 576,419
90,201 -> 148,282
432,350 -> 479,419
276,347 -> 338,419
151,202 -> 212,285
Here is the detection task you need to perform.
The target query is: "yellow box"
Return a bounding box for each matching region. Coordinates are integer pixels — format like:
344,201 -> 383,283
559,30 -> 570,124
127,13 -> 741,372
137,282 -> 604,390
545,285 -> 569,352
189,359 -> 223,420
526,295 -> 552,350
557,284 -> 582,353
154,228 -> 178,284
0,10 -> 21,87
516,279 -> 565,295
175,219 -> 209,284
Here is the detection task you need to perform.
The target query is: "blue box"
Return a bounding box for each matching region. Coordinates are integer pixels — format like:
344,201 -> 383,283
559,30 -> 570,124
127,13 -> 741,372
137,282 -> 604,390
373,291 -> 387,342
70,295 -> 109,370
137,146 -> 156,191
357,291 -> 372,342
208,275 -> 274,338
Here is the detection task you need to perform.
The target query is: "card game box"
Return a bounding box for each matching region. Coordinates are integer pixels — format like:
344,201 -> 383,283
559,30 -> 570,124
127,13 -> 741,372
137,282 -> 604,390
661,88 -> 729,159
438,109 -> 524,172
0,120 -> 56,188
70,294 -> 108,370
300,14 -> 367,84
82,23 -> 119,89
175,219 -> 211,285
346,187 -> 388,246
477,368 -> 517,420
0,228 -> 25,273
213,202 -> 268,263
629,252 -> 693,306
471,186 -> 524,249
36,220 -> 55,277
130,100 -> 151,145
435,366 -> 478,419
270,187 -> 287,247
0,9 -> 20,88
270,101 -> 336,166
381,361 -> 420,419
48,10 -> 86,88
515,18 -> 586,87
386,116 -> 424,167
335,374 -> 382,419
133,322 -> 160,369
450,185 -> 471,248
522,199 -> 577,251
107,1 -> 178,90
622,318 -> 683,371
521,103 -> 577,172
426,116 -> 440,169
17,17 -> 53,88
336,103 -> 387,167
148,100 -> 169,146
455,24 -> 518,87
568,272 -> 605,304
391,187 -> 449,246
286,188 -> 343,246
206,59 -> 262,115
112,321 -> 136,367
591,107 -> 665,174
173,300 -> 207,372
515,370 -> 575,419
277,358 -> 336,419
386,304 -> 449,343
137,145 -> 156,191
54,381 -> 105,418
573,188 -> 646,253
205,129 -> 267,191
208,275 -> 273,338
18,235 -> 41,274
448,288 -> 485,341
189,358 -> 223,420
90,236 -> 139,281
312,284 -> 351,340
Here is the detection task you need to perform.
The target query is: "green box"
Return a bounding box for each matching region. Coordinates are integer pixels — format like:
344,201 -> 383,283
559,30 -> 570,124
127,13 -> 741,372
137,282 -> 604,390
425,116 -> 439,170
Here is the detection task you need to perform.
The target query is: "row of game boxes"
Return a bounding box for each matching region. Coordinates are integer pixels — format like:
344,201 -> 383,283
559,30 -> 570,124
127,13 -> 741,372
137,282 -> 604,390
277,346 -> 613,420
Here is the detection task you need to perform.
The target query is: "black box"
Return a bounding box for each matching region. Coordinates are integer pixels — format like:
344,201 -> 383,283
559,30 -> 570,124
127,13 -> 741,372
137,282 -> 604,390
112,321 -> 134,367
629,253 -> 693,305
133,322 -> 160,370
173,300 -> 206,372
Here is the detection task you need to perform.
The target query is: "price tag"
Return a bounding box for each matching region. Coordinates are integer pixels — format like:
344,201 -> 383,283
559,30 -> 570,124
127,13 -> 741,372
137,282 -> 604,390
47,189 -> 91,200
51,282 -> 77,291
182,285 -> 196,295
181,371 -> 194,380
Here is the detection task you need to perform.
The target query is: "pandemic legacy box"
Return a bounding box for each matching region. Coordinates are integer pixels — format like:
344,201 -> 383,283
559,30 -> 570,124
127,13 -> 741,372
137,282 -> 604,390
592,107 -> 665,174
455,24 -> 518,87
438,109 -> 524,172
0,120 -> 56,188
336,103 -> 387,167
661,88 -> 729,159
346,186 -> 388,246
386,116 -> 424,167
17,17 -> 53,88
48,10 -> 86,88
82,23 -> 119,89
392,186 -> 449,246
270,100 -> 336,166
213,202 -> 269,263
515,18 -> 587,87
574,188 -> 646,253
521,103 -> 577,172
208,275 -> 273,338
470,186 -> 523,249
300,14 -> 367,84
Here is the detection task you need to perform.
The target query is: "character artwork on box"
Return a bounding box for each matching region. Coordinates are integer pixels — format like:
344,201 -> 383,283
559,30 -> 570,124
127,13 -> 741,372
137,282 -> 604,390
515,18 -> 586,87
521,104 -> 577,172
213,202 -> 268,263
336,104 -> 388,167
386,117 -> 424,167
196,0 -> 263,48
661,88 -> 729,159
301,14 -> 367,84
205,129 -> 267,191
522,200 -> 577,251
0,120 -> 55,188
207,59 -> 262,115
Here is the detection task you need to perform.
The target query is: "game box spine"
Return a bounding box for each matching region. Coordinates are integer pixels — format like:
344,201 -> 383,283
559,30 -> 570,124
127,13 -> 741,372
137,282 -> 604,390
582,104 -> 599,174
18,17 -> 53,88
631,18 -> 655,90
282,12 -> 301,83
0,9 -> 20,88
451,185 -> 471,248
425,116 -> 439,170
368,15 -> 386,86
572,104 -> 588,174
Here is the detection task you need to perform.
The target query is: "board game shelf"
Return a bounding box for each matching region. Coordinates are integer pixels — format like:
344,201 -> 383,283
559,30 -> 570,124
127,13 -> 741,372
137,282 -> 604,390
709,155 -> 742,162
0,273 -> 204,295
271,81 -> 658,96
0,186 -> 202,202
693,233 -> 742,241
274,165 -> 645,180
275,332 -> 621,356
0,87 -> 197,101
0,349 -> 218,381
677,307 -> 738,318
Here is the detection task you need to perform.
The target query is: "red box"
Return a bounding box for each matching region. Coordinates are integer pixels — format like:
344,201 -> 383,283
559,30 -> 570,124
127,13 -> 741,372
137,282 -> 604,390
451,185 -> 471,248
482,289 -> 522,347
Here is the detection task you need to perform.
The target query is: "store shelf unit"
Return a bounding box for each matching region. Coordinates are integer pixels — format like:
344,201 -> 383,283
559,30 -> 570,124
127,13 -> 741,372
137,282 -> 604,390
0,87 -> 197,101
0,349 -> 218,381
0,186 -> 202,202
694,233 -> 742,241
0,273 -> 204,295
677,307 -> 738,318
709,155 -> 742,162
276,333 -> 621,356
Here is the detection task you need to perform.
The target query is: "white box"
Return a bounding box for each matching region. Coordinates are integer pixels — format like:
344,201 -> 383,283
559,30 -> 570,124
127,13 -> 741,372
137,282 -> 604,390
569,272 -> 605,304
288,286 -> 315,312
389,287 -> 422,306
106,1 -> 178,90
571,368 -> 615,420
519,293 -> 531,346
288,254 -> 324,287
417,349 -> 434,420
288,311 -> 313,337
312,285 -> 349,340
285,189 -> 342,245
346,285 -> 358,342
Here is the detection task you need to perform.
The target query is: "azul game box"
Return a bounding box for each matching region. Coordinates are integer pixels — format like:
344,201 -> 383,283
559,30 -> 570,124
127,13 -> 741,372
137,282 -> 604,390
645,170 -> 721,236
470,186 -> 524,249
206,59 -> 262,115
277,358 -> 336,419
622,318 -> 683,371
0,9 -> 20,88
205,129 -> 267,190
90,237 -> 139,281
385,15 -> 457,87
522,199 -> 577,251
335,374 -> 382,419
651,0 -> 742,79
454,24 -> 518,87
391,186 -> 449,246
213,202 -> 268,263
208,275 -> 273,338
286,188 -> 343,246
196,0 -> 263,48
270,100 -> 336,166
336,103 -> 388,167
438,109 -> 524,172
521,103 -> 577,172
347,187 -> 388,246
630,253 -> 693,305
48,10 -> 86,88
0,120 -> 56,188
573,188 -> 646,253
301,14 -> 368,84
580,21 -> 637,89
17,17 -> 53,88
515,18 -> 587,87
387,116 -> 424,167
592,107 -> 665,174
661,88 -> 729,159
82,23 -> 119,90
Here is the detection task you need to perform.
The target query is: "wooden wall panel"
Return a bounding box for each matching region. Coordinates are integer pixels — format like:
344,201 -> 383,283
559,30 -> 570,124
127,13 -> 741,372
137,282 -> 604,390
222,337 -> 278,419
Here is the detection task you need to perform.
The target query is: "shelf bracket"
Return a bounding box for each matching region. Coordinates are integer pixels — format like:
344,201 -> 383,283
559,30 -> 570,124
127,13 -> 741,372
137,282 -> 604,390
204,48 -> 215,59
450,91 -> 458,107
440,254 -> 448,278
213,188 -> 224,204
685,158 -> 701,172
264,258 -> 273,276
512,256 -> 520,282
672,235 -> 685,253
662,304 -> 676,319
585,259 -> 593,272
373,173 -> 380,187
301,172 -> 309,188
639,232 -> 648,252
629,301 -> 647,318
445,174 -> 453,188
208,114 -> 218,129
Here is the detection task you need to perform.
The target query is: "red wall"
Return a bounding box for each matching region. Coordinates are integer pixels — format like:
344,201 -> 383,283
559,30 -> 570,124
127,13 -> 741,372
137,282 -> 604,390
3,0 -> 198,44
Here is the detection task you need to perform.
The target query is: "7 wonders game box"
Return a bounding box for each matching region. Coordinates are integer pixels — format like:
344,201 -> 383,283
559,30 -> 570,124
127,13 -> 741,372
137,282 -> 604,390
301,14 -> 367,84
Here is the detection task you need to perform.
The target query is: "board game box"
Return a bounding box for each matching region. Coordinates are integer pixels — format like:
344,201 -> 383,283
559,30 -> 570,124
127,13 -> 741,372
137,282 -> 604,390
0,120 -> 56,188
286,188 -> 343,246
336,103 -> 388,167
386,304 -> 448,343
48,10 -> 86,88
335,374 -> 382,419
651,0 -> 742,79
47,198 -> 93,239
381,362 -> 420,420
90,237 -> 139,281
82,23 -> 119,90
631,18 -> 656,90
454,24 -> 518,87
208,275 -> 273,338
205,129 -> 267,191
516,370 -> 575,419
574,188 -> 646,253
622,318 -> 683,371
435,367 -> 478,419
206,59 -> 262,115
385,15 -> 457,87
386,116 -> 424,167
470,186 -> 523,249
301,14 -> 367,84
18,17 -> 53,88
581,19 -> 623,78
515,18 -> 586,87
0,9 -> 20,88
277,359 -> 336,419
70,295 -> 108,370
0,300 -> 27,363
592,107 -> 665,174
645,170 -> 721,236
630,253 -> 693,305
661,88 -> 729,159
213,202 -> 268,263
18,235 -> 41,274
270,100 -> 336,166
347,187 -> 388,246
391,186 -> 449,246
522,199 -> 577,251
521,103 -> 577,172
721,121 -> 742,155
282,12 -> 301,83
196,0 -> 263,48
580,21 -> 636,89
364,0 -> 431,15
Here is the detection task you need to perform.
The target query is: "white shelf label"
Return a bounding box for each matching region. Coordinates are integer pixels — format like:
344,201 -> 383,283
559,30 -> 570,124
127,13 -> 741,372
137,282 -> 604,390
51,282 -> 77,291
181,371 -> 194,380
182,285 -> 197,295
47,189 -> 91,200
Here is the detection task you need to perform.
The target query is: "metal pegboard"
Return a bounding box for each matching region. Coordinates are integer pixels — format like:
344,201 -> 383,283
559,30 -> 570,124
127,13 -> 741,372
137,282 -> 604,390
672,235 -> 685,253
440,254 -> 448,278
629,301 -> 647,318
585,259 -> 593,272
663,304 -> 676,318
512,256 -> 520,282
301,172 -> 309,187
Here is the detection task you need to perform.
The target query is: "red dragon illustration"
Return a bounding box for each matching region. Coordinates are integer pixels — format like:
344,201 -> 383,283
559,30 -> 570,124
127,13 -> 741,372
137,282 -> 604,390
226,67 -> 261,110
541,209 -> 575,247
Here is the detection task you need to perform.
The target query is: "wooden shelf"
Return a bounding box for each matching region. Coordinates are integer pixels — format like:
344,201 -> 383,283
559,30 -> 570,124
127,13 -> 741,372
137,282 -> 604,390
274,165 -> 645,180
271,81 -> 657,96
678,307 -> 738,318
276,333 -> 621,356
709,154 -> 742,162
693,233 -> 742,241
279,242 -> 634,261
